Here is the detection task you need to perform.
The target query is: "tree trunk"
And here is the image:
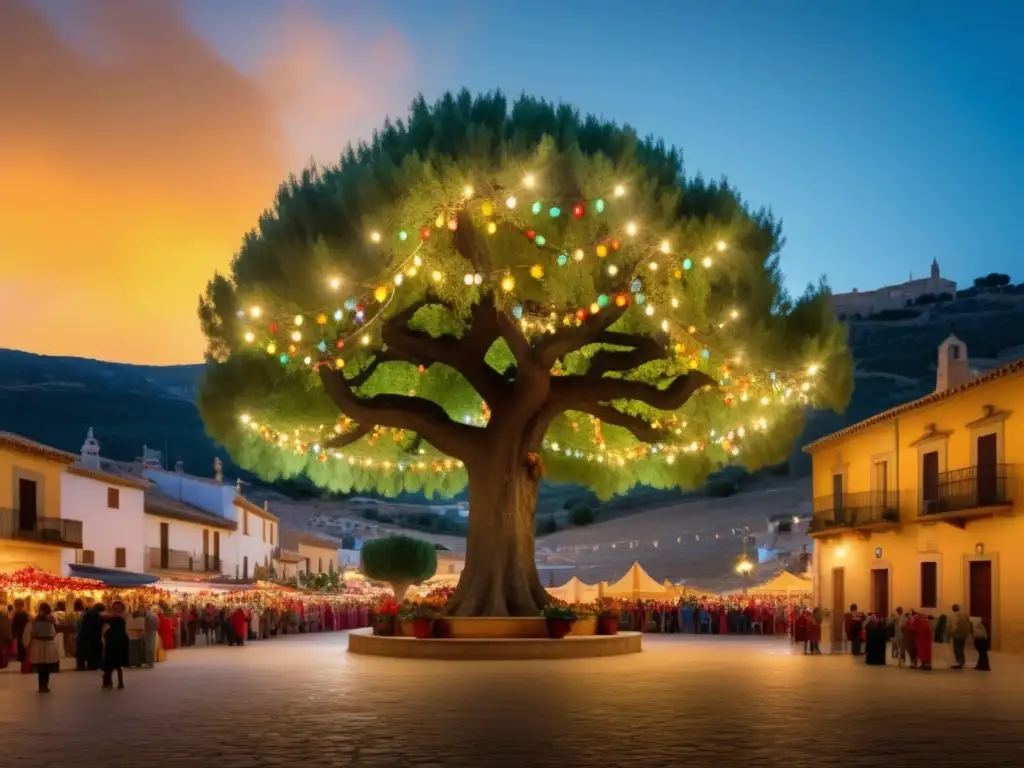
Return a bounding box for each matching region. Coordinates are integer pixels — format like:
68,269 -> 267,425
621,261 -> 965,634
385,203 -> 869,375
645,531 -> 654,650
390,581 -> 413,604
446,448 -> 550,617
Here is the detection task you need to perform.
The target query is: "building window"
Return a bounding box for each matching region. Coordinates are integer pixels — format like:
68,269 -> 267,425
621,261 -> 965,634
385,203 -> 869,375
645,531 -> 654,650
950,345 -> 961,360
243,556 -> 249,580
115,548 -> 127,568
107,487 -> 120,509
318,557 -> 323,573
448,564 -> 456,574
262,519 -> 267,542
243,511 -> 249,535
81,550 -> 95,565
922,451 -> 940,504
921,561 -> 938,608
270,524 -> 275,545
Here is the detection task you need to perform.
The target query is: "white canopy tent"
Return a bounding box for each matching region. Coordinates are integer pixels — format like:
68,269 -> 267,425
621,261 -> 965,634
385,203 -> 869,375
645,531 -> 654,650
546,575 -> 600,603
750,570 -> 812,595
603,561 -> 675,599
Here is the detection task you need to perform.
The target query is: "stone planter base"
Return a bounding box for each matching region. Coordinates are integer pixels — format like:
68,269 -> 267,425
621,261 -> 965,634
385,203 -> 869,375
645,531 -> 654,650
347,628 -> 643,660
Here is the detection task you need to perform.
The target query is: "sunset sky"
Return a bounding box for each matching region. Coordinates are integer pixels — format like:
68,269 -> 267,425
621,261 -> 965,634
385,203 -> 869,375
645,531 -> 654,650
2,0 -> 1021,365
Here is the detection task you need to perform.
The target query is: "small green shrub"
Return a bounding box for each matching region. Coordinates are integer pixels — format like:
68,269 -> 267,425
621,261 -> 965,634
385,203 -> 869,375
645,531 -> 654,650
704,479 -> 737,498
360,535 -> 437,602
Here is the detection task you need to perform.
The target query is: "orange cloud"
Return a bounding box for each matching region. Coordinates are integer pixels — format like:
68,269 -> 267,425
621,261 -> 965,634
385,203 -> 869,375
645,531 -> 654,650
0,0 -> 413,364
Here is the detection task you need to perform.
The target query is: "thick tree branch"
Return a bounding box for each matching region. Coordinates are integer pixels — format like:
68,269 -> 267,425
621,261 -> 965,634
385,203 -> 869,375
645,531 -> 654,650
380,299 -> 508,406
318,366 -> 485,461
325,423 -> 372,449
586,331 -> 669,377
567,404 -> 669,443
533,305 -> 627,369
453,211 -> 492,274
524,370 -> 717,450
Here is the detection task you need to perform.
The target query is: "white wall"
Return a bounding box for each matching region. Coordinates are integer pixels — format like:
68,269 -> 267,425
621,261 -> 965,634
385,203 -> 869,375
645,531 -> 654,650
144,514 -> 236,576
145,470 -> 236,518
60,473 -> 146,574
234,506 -> 275,579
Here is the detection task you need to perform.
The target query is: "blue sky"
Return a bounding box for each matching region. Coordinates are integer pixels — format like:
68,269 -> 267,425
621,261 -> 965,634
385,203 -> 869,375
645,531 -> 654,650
188,0 -> 1024,296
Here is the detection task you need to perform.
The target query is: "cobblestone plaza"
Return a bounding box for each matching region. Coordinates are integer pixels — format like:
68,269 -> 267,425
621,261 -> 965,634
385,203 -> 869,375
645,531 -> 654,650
4,632 -> 1021,767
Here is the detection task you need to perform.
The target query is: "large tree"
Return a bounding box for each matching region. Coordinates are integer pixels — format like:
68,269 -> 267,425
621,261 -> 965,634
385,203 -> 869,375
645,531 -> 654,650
198,91 -> 852,617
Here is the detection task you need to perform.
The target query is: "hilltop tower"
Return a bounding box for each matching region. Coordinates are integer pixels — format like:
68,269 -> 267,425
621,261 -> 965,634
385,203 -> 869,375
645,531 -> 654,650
79,428 -> 101,469
936,331 -> 971,393
930,258 -> 940,280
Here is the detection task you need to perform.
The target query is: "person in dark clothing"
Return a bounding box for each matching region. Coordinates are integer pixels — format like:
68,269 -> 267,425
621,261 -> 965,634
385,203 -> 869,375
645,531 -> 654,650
847,604 -> 864,656
11,599 -> 30,663
864,613 -> 887,665
76,604 -> 104,671
101,601 -> 130,690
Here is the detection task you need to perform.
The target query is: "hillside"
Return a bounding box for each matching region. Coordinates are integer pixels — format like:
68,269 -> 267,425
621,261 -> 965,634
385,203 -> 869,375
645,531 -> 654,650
4,292 -> 1024,503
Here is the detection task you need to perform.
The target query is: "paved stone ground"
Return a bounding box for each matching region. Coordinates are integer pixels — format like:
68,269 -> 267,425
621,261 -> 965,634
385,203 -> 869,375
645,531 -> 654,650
2,632 -> 1021,767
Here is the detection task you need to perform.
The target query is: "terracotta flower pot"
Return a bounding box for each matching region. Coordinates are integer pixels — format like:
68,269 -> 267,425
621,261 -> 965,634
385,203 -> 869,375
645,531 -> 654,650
599,616 -> 619,636
546,618 -> 574,639
412,618 -> 434,639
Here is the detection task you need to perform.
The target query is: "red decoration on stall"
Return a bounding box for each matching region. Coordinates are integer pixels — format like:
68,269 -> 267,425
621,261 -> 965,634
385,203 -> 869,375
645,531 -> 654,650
0,568 -> 105,593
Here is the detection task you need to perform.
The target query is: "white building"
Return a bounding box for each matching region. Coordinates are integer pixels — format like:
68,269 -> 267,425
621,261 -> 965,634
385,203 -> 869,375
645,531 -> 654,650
60,429 -> 149,574
142,458 -> 278,580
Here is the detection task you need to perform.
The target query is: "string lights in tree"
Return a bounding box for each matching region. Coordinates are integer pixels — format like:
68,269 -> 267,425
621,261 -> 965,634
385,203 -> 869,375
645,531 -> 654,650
198,91 -> 852,616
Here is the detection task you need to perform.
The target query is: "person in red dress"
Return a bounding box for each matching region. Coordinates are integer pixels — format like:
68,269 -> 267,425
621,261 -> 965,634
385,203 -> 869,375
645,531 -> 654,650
795,609 -> 809,652
229,606 -> 248,647
909,612 -> 933,670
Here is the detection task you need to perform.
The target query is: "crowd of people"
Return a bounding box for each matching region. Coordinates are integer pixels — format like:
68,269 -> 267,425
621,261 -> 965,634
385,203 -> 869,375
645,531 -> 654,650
608,594 -> 809,635
1,593 -> 374,694
843,603 -> 991,671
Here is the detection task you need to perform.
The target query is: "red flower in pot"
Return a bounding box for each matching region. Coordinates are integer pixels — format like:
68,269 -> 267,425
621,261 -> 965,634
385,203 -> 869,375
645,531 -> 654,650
541,603 -> 577,639
399,603 -> 439,639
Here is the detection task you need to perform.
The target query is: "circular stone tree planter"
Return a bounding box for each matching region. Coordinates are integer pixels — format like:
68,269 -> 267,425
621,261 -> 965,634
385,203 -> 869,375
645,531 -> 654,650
347,628 -> 643,660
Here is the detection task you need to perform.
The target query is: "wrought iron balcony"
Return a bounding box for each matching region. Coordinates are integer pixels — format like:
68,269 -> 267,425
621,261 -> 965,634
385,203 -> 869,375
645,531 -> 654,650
0,508 -> 83,548
147,547 -> 221,573
920,464 -> 1015,517
809,491 -> 900,533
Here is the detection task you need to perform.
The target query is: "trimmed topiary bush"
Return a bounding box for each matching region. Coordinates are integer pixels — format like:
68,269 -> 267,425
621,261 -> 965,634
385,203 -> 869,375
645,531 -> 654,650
360,535 -> 438,602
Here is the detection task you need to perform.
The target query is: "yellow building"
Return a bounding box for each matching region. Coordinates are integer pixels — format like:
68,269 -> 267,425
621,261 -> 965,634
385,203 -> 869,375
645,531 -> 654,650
279,529 -> 339,576
805,335 -> 1022,651
0,432 -> 84,574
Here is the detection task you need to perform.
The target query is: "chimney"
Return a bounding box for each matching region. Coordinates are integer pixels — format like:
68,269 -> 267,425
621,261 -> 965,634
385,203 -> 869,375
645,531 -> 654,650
264,501 -> 270,513
174,459 -> 184,474
936,331 -> 971,393
213,457 -> 223,483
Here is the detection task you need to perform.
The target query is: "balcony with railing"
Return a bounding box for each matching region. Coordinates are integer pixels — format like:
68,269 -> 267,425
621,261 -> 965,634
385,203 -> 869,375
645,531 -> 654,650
809,491 -> 901,536
147,547 -> 221,574
0,508 -> 83,548
919,464 -> 1015,524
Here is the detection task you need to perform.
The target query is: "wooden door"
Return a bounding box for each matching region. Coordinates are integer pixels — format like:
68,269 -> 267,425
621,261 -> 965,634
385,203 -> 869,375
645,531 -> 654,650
922,451 -> 940,506
18,478 -> 37,531
831,567 -> 845,647
871,569 -> 889,617
969,560 -> 993,637
213,531 -> 221,568
159,522 -> 169,569
976,433 -> 998,506
832,474 -> 845,524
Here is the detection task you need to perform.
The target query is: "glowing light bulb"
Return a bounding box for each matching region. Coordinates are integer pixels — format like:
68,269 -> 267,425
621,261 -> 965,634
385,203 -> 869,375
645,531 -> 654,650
244,332 -> 255,343
760,396 -> 770,406
645,305 -> 655,316
660,240 -> 671,253
398,230 -> 408,241
625,222 -> 637,236
329,278 -> 341,290
333,309 -> 343,321
801,382 -> 811,392
473,274 -> 483,285
303,356 -> 311,365
266,342 -> 276,355
249,306 -> 261,318
730,309 -> 739,319
590,302 -> 600,314
523,174 -> 535,188
405,266 -> 417,277
370,231 -> 381,243
648,261 -> 659,271
702,256 -> 713,268
573,249 -> 585,262
661,319 -> 669,331
501,275 -> 516,293
716,240 -> 728,252
506,195 -> 517,209
291,330 -> 301,342
240,414 -> 250,424
530,264 -> 544,279
808,364 -> 820,376
487,221 -> 497,235
607,264 -> 619,276
614,184 -> 625,197
360,334 -> 370,346
293,315 -> 303,326
671,297 -> 680,308
431,270 -> 443,283
464,274 -> 474,286
463,185 -> 474,197
374,286 -> 388,302
596,244 -> 608,258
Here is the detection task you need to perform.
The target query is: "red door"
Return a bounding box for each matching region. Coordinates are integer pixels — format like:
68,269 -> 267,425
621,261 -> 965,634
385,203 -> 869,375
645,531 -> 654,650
969,560 -> 993,638
871,569 -> 889,617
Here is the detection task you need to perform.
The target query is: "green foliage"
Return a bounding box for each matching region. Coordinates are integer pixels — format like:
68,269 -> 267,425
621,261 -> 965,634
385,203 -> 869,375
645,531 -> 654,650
196,90 -> 852,500
704,479 -> 738,498
541,603 -> 577,620
360,535 -> 437,584
569,503 -> 596,526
